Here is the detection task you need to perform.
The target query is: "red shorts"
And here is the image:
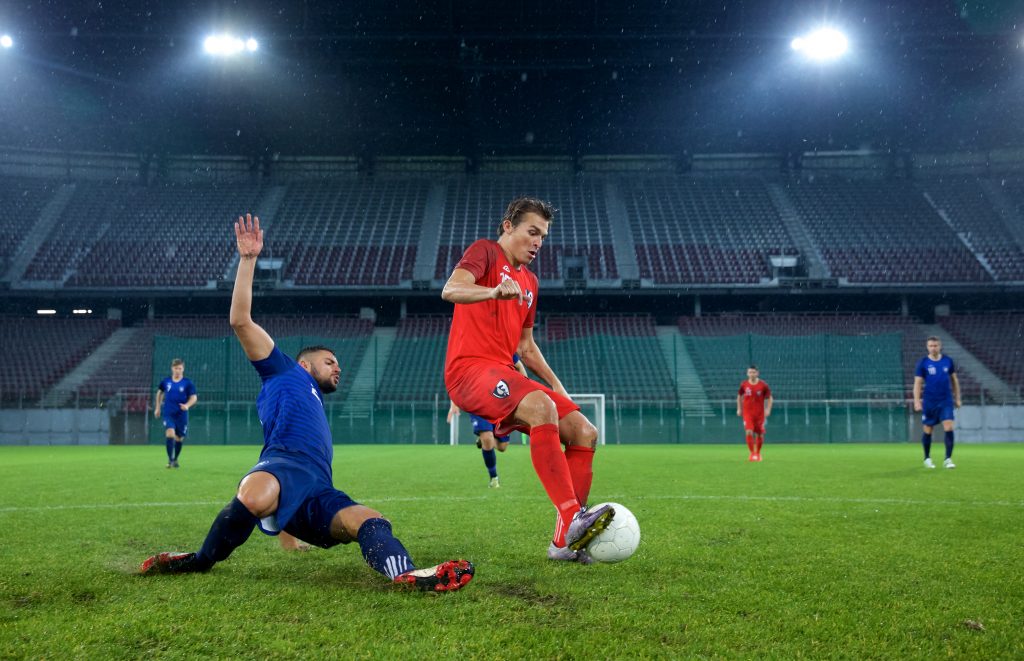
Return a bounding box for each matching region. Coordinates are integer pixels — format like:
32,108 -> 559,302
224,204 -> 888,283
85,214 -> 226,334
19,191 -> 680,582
447,359 -> 579,436
743,416 -> 765,434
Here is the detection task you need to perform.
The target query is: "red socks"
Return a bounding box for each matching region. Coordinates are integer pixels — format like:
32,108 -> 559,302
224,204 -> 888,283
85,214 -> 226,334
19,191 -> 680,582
564,445 -> 595,506
529,424 -> 580,546
745,433 -> 755,454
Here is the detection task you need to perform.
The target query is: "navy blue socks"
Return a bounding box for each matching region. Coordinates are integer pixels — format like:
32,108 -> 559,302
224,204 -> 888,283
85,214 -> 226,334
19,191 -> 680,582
165,438 -> 174,462
482,448 -> 498,479
921,432 -> 932,459
357,518 -> 415,579
173,440 -> 183,460
194,497 -> 258,570
944,430 -> 954,460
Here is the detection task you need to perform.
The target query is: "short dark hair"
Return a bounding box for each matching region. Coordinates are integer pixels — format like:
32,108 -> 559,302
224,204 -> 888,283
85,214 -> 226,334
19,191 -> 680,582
926,336 -> 941,343
748,364 -> 759,371
296,345 -> 336,362
171,358 -> 184,367
497,196 -> 555,238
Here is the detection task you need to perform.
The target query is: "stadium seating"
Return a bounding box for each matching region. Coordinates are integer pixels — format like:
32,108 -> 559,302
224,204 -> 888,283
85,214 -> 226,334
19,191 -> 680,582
23,183 -> 263,286
0,317 -> 119,402
678,314 -> 986,401
622,177 -> 798,284
0,177 -> 57,274
376,316 -> 450,402
435,176 -> 618,281
784,178 -> 989,283
271,178 -> 427,286
537,315 -> 676,401
917,178 -> 1024,282
78,316 -> 373,404
938,313 -> 1024,393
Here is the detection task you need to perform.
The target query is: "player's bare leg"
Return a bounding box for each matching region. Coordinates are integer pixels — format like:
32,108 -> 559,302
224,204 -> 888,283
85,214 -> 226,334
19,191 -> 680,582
278,531 -> 311,552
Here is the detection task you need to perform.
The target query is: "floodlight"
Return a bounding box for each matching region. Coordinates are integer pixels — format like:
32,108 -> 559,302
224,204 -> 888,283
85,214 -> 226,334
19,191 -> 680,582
791,27 -> 849,61
0,35 -> 13,49
203,34 -> 254,57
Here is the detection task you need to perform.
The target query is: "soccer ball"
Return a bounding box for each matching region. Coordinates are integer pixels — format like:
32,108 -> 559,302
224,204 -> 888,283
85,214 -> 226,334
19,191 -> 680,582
585,502 -> 640,563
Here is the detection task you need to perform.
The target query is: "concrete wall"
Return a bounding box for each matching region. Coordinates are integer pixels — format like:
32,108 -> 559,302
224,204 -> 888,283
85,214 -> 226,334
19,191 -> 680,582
0,409 -> 110,445
954,406 -> 1024,443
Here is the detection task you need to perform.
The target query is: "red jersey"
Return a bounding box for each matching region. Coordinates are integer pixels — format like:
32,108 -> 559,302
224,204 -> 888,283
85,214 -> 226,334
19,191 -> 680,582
739,380 -> 771,418
444,239 -> 538,386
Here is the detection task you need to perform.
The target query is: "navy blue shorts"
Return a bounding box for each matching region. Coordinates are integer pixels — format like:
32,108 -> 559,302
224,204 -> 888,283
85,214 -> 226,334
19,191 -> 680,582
162,412 -> 188,437
470,413 -> 511,443
922,402 -> 955,427
245,456 -> 359,549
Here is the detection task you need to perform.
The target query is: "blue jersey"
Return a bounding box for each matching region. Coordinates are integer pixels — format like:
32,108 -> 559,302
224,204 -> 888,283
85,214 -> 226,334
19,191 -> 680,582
158,377 -> 196,415
915,355 -> 956,404
252,346 -> 334,483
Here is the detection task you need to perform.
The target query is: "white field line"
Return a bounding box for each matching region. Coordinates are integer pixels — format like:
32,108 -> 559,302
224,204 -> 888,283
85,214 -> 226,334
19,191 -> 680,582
0,493 -> 1021,514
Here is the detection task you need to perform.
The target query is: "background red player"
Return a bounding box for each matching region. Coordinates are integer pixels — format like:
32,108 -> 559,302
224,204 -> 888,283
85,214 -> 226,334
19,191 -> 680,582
737,365 -> 773,462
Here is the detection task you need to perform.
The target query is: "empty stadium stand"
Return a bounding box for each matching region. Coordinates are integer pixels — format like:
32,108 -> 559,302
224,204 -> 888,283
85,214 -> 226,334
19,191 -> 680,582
435,176 -> 618,281
622,177 -> 798,284
0,177 -> 56,274
784,178 -> 989,284
939,313 -> 1024,394
678,314 -> 986,401
23,183 -> 263,286
919,178 -> 1024,282
376,316 -> 450,401
0,317 -> 120,402
271,178 -> 427,286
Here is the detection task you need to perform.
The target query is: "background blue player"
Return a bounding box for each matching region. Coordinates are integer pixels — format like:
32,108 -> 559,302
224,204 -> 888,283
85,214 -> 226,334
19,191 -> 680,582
139,213 -> 474,592
913,336 -> 962,470
154,358 -> 198,468
447,354 -> 528,488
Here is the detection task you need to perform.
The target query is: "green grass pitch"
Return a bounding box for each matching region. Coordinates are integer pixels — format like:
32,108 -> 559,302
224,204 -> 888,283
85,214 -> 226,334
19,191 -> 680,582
1,443 -> 1022,659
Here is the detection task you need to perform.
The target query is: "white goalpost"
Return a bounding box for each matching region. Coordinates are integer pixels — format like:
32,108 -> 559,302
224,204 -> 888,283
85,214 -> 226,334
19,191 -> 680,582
449,393 -> 606,446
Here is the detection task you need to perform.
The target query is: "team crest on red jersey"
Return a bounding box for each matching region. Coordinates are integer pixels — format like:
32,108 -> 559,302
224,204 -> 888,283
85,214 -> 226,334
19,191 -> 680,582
492,380 -> 510,399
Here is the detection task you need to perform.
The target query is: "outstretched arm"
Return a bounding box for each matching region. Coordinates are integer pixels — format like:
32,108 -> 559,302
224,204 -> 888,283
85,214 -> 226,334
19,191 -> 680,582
230,214 -> 275,361
517,326 -> 568,398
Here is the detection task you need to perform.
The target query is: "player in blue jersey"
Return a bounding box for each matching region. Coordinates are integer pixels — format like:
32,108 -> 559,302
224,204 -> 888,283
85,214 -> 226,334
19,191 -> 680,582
447,354 -> 528,488
140,214 -> 474,592
913,336 -> 962,470
154,358 -> 198,468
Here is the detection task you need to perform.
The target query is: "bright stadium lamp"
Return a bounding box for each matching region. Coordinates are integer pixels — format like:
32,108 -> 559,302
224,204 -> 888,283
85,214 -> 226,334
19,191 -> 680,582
1,34 -> 13,49
203,33 -> 257,57
791,27 -> 849,62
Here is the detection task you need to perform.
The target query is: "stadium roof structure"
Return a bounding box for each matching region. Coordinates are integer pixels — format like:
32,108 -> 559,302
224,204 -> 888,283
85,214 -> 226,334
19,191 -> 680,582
0,0 -> 1022,156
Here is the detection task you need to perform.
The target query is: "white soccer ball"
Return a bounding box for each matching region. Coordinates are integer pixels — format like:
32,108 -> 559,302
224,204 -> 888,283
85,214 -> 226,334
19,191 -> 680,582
585,502 -> 640,563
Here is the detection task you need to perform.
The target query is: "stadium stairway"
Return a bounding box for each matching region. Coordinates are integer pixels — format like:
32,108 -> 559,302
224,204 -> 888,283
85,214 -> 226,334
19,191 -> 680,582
657,327 -> 713,417
977,179 -> 1024,251
921,193 -> 997,280
603,179 -> 640,281
919,323 -> 1017,403
5,183 -> 76,283
766,182 -> 829,279
41,327 -> 141,406
411,183 -> 448,282
340,327 -> 396,419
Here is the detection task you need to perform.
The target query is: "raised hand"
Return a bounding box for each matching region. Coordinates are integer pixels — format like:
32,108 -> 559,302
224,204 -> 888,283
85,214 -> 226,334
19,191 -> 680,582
235,213 -> 263,258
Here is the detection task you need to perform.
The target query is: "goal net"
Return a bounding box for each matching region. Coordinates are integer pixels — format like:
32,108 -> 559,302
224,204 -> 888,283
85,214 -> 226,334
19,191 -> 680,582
449,393 -> 606,446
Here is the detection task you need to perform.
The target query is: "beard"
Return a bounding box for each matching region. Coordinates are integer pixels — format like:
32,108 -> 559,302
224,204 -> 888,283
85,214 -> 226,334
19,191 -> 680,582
312,368 -> 338,394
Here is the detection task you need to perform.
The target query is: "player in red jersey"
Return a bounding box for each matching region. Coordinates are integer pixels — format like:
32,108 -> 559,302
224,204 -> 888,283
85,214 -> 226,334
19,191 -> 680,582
736,365 -> 772,462
442,197 -> 612,564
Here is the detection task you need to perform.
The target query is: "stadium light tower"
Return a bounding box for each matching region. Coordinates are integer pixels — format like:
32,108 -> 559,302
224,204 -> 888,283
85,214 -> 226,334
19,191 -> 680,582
203,33 -> 258,57
1,34 -> 13,49
791,27 -> 849,62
